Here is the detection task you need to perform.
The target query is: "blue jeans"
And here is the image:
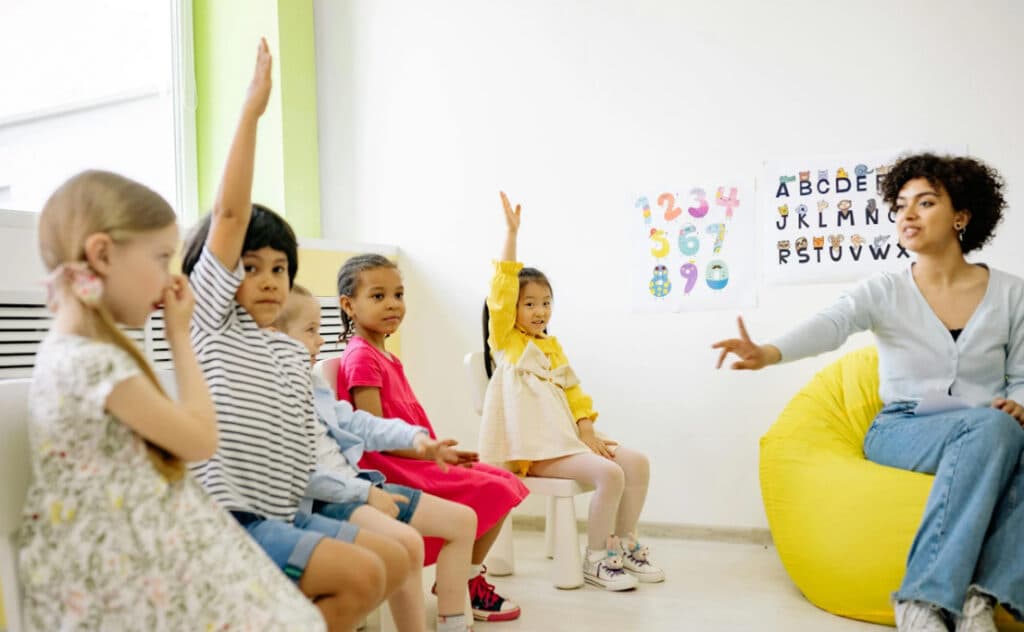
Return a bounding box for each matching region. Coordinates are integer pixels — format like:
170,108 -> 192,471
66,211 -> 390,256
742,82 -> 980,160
231,511 -> 360,582
864,403 -> 1024,618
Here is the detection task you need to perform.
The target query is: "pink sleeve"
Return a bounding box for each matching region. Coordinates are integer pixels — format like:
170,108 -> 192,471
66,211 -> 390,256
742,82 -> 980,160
342,345 -> 384,390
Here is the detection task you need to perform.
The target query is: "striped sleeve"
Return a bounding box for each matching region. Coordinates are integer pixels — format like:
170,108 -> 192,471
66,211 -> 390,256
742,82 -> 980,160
189,246 -> 244,334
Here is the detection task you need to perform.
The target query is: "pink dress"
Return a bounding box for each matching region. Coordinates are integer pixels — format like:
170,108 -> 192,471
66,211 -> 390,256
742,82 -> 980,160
334,336 -> 529,564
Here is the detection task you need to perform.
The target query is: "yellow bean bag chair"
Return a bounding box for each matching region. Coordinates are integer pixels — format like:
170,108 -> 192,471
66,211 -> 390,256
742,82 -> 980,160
760,346 -> 1024,629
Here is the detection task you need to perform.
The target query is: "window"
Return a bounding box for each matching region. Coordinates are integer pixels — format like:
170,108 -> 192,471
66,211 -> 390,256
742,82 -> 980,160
0,0 -> 196,221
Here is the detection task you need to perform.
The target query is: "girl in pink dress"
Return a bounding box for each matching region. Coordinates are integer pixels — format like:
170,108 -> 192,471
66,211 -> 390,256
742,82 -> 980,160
324,254 -> 529,623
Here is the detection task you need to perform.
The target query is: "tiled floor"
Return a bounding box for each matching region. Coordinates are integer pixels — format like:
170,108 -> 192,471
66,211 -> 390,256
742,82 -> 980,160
370,530 -> 887,631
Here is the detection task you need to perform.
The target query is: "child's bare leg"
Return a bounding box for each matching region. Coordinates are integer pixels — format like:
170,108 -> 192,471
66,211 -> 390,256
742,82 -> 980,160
407,494 -> 476,616
299,538 -> 387,632
352,528 -> 413,601
350,505 -> 427,632
471,514 -> 506,564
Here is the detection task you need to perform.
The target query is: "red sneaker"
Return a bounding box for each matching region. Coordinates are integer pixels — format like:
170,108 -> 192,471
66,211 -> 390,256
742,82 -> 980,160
468,567 -> 520,622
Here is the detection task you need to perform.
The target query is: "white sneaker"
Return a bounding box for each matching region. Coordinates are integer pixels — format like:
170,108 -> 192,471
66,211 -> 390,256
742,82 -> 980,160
955,591 -> 997,632
583,536 -> 639,592
895,600 -> 949,632
619,535 -> 665,583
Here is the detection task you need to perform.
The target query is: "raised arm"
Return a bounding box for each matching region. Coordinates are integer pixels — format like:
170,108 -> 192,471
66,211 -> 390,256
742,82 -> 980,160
488,192 -> 525,350
206,38 -> 273,270
500,191 -> 520,262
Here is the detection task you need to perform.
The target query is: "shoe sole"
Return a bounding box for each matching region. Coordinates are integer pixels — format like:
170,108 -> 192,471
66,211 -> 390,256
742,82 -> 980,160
626,570 -> 665,583
583,574 -> 638,592
473,608 -> 521,622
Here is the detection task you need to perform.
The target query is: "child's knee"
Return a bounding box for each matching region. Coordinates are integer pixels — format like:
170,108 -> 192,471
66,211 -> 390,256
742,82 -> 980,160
344,554 -> 387,612
396,523 -> 425,566
596,460 -> 626,493
373,535 -> 412,592
454,504 -> 478,539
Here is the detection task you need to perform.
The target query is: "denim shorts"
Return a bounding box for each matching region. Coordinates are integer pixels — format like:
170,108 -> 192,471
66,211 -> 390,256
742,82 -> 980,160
313,483 -> 422,524
231,510 -> 360,582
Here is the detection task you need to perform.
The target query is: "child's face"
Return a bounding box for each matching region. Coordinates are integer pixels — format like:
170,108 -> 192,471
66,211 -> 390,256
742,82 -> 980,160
280,293 -> 324,366
516,281 -> 552,337
103,223 -> 180,328
341,266 -> 405,338
235,246 -> 290,327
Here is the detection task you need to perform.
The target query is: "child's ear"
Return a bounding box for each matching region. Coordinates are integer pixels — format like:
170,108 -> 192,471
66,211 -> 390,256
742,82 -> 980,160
339,295 -> 354,318
83,232 -> 114,276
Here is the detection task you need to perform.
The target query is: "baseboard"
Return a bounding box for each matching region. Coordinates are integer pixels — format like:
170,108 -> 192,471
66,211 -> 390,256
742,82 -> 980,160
510,515 -> 773,546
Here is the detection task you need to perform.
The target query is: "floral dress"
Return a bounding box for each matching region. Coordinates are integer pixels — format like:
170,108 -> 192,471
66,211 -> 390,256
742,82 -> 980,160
17,335 -> 325,631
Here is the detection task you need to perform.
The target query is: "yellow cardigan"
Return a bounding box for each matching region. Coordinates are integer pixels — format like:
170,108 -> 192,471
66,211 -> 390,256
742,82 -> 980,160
487,260 -> 598,423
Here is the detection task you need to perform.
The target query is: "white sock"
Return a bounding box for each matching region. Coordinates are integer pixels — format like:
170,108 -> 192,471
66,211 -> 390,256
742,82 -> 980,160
466,563 -> 482,581
437,613 -> 468,632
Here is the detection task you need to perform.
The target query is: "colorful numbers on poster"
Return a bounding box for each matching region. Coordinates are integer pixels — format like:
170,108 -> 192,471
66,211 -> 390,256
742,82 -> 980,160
658,192 -> 683,222
715,187 -> 740,219
635,196 -> 652,225
687,188 -> 709,218
706,223 -> 726,254
679,262 -> 698,294
678,224 -> 700,256
649,228 -> 670,259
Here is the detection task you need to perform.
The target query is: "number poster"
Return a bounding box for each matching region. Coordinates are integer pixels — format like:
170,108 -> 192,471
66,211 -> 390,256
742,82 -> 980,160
631,183 -> 756,312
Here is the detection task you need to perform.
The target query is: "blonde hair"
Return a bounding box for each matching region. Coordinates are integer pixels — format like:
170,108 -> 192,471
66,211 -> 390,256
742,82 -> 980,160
39,170 -> 184,482
272,284 -> 314,331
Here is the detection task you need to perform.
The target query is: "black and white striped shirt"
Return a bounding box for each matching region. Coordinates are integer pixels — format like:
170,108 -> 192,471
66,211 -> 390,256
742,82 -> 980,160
188,247 -> 317,521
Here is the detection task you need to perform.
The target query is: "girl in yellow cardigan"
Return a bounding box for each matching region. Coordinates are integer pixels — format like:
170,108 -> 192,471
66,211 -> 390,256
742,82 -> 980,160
479,192 -> 664,591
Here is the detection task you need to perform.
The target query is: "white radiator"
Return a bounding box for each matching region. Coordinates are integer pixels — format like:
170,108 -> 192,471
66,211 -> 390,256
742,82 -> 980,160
0,290 -> 345,378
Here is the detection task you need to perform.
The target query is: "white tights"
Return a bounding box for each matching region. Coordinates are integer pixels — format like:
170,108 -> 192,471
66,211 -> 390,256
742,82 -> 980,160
529,446 -> 650,550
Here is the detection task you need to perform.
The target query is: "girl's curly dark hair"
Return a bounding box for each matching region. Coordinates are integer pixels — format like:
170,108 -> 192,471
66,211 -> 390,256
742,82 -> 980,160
881,153 -> 1006,254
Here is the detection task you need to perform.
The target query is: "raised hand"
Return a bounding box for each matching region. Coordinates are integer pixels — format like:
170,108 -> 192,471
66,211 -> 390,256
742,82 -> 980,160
245,37 -> 273,117
711,316 -> 780,370
501,191 -> 522,233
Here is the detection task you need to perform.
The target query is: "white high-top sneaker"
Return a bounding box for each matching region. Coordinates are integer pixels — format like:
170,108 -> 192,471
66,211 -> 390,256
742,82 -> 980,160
582,536 -> 639,592
619,534 -> 665,583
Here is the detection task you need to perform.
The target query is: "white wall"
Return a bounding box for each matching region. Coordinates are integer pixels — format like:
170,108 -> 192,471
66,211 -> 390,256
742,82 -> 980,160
314,0 -> 1024,529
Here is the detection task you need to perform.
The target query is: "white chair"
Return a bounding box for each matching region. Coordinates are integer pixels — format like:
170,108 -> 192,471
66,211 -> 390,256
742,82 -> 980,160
463,352 -> 592,589
0,379 -> 32,632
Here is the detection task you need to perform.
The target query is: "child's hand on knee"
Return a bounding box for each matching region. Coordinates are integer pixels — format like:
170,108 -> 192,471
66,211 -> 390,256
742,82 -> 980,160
578,419 -> 613,459
368,486 -> 406,519
992,398 -> 1024,424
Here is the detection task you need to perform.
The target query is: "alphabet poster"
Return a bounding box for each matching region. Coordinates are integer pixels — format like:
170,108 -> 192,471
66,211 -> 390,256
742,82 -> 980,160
631,183 -> 756,312
762,149 -> 939,285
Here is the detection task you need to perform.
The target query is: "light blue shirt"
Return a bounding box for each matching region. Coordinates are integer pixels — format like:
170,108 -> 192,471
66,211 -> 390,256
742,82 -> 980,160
770,265 -> 1024,407
300,373 -> 427,513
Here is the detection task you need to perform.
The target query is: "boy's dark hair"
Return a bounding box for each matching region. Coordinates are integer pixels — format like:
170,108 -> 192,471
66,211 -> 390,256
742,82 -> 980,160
181,203 -> 299,286
482,267 -> 552,378
881,153 -> 1006,255
336,253 -> 398,343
